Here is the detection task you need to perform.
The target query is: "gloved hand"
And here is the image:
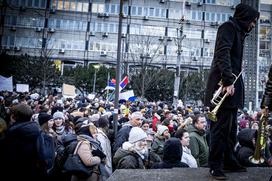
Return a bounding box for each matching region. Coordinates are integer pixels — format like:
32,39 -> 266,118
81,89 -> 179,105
92,149 -> 106,160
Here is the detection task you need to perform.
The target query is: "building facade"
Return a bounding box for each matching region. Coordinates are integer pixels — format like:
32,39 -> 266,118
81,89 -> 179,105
2,0 -> 271,109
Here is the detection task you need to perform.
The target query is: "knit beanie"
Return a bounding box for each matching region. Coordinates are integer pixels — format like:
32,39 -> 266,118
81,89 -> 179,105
128,127 -> 147,143
38,113 -> 53,126
157,125 -> 169,136
53,111 -> 65,120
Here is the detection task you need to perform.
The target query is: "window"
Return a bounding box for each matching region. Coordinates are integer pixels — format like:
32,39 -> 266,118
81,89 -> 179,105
70,1 -> 76,11
77,2 -> 82,11
64,0 -> 70,10
161,9 -> 166,18
192,11 -> 196,20
123,5 -> 128,15
58,0 -> 63,10
155,8 -> 160,17
211,13 -> 215,21
34,0 -> 39,7
216,13 -> 220,21
131,6 -> 136,15
82,3 -> 88,12
198,11 -> 202,20
105,4 -> 110,13
149,8 -> 154,17
104,23 -> 108,32
144,7 -> 148,16
40,0 -> 46,8
205,12 -> 210,21
222,13 -> 226,22
111,4 -> 116,13
138,7 -> 142,16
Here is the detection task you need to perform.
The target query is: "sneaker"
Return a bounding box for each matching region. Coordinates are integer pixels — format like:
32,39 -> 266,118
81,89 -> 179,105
223,164 -> 247,173
210,169 -> 228,180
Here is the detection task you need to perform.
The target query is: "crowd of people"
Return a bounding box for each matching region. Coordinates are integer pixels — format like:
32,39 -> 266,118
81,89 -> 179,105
0,89 -> 271,181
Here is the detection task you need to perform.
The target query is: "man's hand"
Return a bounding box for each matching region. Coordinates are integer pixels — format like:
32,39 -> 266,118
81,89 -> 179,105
223,85 -> 235,96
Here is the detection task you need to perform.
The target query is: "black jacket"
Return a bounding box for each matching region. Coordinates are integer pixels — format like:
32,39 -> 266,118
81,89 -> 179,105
204,4 -> 259,109
152,138 -> 189,169
261,65 -> 272,110
2,121 -> 43,180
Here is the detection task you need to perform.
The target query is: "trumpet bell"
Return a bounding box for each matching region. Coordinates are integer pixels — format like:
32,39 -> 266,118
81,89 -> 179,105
249,156 -> 265,164
207,111 -> 217,122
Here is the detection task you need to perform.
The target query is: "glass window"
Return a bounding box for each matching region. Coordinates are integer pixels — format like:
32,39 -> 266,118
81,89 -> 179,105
111,4 -> 115,13
58,0 -> 63,10
116,4 -> 120,13
77,2 -> 83,12
123,5 -> 128,15
149,8 -> 154,17
205,12 -> 210,21
211,13 -> 215,21
70,1 -> 76,11
11,16 -> 17,25
20,0 -> 26,6
40,0 -> 46,8
104,23 -> 108,32
144,7 -> 148,16
222,13 -> 226,22
56,19 -> 61,28
97,23 -> 102,32
138,7 -> 142,16
131,6 -> 136,15
192,11 -> 196,20
82,3 -> 88,12
10,36 -> 15,46
27,0 -> 33,7
34,0 -> 39,7
155,8 -> 160,17
51,0 -> 56,8
161,9 -> 166,17
97,4 -> 104,13
64,0 -> 70,10
198,11 -> 202,20
216,13 -> 220,21
105,4 -> 110,13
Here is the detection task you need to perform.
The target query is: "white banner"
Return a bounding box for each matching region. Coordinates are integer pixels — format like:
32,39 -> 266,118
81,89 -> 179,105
16,84 -> 29,93
119,90 -> 134,100
62,83 -> 76,96
0,75 -> 13,92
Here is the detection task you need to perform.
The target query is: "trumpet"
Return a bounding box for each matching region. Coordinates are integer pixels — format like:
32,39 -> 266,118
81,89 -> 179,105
249,108 -> 269,164
207,71 -> 243,122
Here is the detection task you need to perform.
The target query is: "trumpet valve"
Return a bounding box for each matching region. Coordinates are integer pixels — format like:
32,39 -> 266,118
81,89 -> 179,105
207,111 -> 217,122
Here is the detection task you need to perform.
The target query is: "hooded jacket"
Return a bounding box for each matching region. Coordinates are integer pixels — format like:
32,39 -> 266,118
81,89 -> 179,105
204,3 -> 259,109
152,138 -> 189,169
187,125 -> 209,167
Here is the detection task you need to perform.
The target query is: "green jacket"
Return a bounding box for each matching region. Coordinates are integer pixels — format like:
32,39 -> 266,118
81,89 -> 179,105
187,125 -> 209,167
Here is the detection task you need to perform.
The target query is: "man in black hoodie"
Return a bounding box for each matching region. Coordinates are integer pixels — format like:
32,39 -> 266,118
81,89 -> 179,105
204,3 -> 259,180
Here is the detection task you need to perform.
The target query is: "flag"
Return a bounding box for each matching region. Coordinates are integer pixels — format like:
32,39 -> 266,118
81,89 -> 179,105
105,78 -> 116,90
119,76 -> 128,91
104,76 -> 128,91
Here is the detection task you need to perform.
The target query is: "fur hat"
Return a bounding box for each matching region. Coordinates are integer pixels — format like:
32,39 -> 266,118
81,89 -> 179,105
157,125 -> 169,136
38,113 -> 53,126
53,111 -> 65,120
128,127 -> 147,143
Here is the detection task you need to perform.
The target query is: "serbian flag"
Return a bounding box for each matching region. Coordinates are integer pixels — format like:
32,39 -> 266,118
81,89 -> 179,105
105,78 -> 116,90
119,76 -> 128,91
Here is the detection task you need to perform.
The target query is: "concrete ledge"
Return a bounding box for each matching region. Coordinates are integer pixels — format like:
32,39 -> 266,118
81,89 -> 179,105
107,167 -> 272,181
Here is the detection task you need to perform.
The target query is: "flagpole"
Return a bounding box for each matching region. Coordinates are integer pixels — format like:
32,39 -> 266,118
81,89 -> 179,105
106,72 -> 110,104
114,0 -> 123,140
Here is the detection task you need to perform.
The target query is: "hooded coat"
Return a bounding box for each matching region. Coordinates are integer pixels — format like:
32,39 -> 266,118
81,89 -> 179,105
152,138 -> 189,169
204,3 -> 260,109
236,128 -> 270,167
261,65 -> 272,110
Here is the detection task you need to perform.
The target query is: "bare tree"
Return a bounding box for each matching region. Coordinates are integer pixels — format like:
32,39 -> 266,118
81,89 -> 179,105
128,35 -> 165,98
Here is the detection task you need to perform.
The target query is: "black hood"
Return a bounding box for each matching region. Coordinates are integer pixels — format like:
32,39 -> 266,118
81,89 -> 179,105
7,121 -> 40,139
163,138 -> 182,164
233,3 -> 260,33
237,128 -> 256,149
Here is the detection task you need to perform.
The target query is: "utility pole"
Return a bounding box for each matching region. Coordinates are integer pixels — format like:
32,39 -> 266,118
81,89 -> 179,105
173,23 -> 186,109
114,0 -> 123,139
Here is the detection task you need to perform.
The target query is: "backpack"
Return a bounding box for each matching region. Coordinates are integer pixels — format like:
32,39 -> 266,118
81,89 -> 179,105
36,131 -> 55,173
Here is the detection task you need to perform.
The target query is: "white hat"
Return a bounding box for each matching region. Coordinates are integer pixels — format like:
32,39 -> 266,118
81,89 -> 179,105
157,125 -> 169,136
53,111 -> 65,120
130,111 -> 143,120
129,127 -> 147,143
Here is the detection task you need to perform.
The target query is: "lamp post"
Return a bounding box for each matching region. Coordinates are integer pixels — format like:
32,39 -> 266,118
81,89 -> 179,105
92,64 -> 101,93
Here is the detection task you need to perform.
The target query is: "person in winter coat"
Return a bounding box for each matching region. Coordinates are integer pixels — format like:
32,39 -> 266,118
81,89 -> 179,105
113,111 -> 143,153
151,138 -> 189,169
2,103 -> 46,181
175,128 -> 198,168
187,114 -> 209,167
236,128 -> 272,167
204,3 -> 259,180
113,127 -> 148,169
150,125 -> 170,163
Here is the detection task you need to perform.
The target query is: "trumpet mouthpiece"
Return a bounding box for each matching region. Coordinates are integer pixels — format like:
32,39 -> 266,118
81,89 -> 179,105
207,112 -> 217,122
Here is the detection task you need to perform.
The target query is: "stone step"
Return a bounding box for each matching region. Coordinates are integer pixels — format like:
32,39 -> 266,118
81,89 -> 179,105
107,167 -> 272,181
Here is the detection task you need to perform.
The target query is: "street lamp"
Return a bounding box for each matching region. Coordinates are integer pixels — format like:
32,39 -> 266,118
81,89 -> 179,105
92,64 -> 101,93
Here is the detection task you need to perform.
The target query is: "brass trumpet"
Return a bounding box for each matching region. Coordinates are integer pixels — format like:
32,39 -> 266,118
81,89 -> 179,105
207,71 -> 243,122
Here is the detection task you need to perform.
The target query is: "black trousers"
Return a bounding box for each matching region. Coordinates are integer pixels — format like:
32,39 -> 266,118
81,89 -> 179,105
208,108 -> 239,170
